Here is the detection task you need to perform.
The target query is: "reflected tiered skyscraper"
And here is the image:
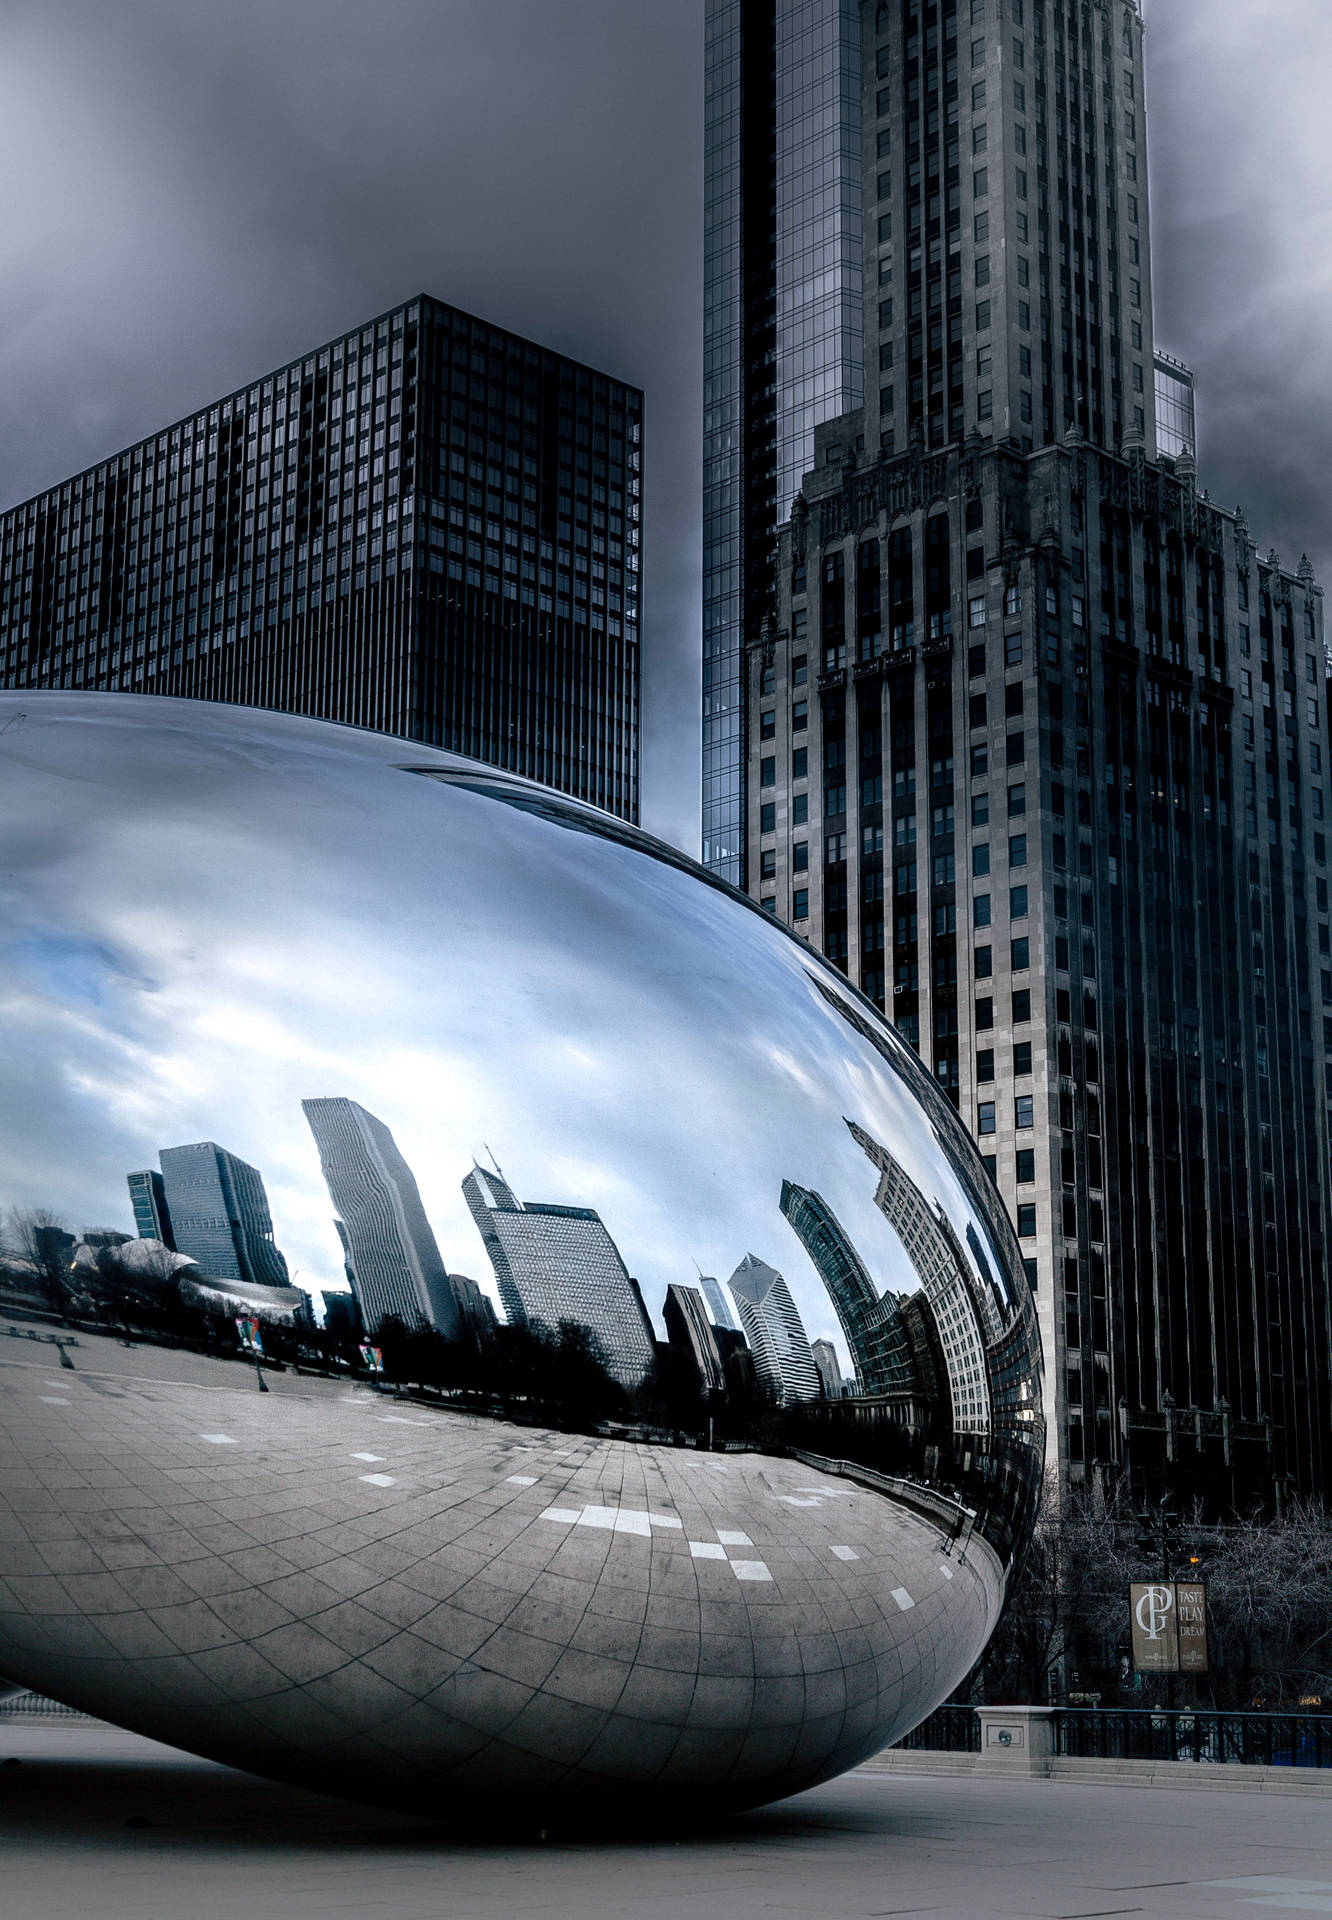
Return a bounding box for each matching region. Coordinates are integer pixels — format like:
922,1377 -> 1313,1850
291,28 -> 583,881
726,1252 -> 820,1405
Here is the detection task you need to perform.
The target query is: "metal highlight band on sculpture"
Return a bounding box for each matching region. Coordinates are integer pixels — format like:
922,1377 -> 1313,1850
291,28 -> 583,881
0,693 -> 1042,1817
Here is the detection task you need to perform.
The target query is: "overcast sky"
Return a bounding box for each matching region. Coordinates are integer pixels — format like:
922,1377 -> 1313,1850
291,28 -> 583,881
1,1 -> 1328,853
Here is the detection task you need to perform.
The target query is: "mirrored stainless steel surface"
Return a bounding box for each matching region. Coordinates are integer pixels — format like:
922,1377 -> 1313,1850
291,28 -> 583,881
0,693 -> 1042,1816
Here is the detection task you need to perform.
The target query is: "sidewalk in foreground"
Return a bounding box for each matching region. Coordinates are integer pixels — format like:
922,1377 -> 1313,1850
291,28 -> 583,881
3,1724 -> 1332,1920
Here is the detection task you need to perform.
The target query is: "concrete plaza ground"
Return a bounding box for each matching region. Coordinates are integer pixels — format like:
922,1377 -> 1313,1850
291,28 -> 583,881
1,1724 -> 1331,1920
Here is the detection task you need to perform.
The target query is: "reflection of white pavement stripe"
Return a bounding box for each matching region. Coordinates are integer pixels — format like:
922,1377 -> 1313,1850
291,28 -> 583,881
690,1540 -> 727,1559
731,1561 -> 772,1582
717,1529 -> 751,1547
830,1544 -> 859,1562
199,1433 -> 236,1444
359,1473 -> 395,1487
939,1563 -> 955,1580
38,1396 -> 70,1405
540,1505 -> 683,1536
351,1452 -> 383,1462
891,1587 -> 915,1610
505,1475 -> 537,1485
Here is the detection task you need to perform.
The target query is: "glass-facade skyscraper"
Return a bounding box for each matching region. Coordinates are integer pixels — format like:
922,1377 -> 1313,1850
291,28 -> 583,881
157,1141 -> 290,1289
708,0 -> 1332,1504
0,296 -> 642,820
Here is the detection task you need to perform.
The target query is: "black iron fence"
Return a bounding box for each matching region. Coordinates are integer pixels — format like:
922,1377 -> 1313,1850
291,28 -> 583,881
894,1704 -> 981,1753
895,1704 -> 1332,1768
1053,1707 -> 1332,1769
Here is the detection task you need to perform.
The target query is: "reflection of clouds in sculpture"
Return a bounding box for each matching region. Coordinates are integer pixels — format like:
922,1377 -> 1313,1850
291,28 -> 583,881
0,696 -> 1018,1384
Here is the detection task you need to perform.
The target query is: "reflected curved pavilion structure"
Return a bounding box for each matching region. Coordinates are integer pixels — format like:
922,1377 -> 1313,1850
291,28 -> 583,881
0,693 -> 1042,1818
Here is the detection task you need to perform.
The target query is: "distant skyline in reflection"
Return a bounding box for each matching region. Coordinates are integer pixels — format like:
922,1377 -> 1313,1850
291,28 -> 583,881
0,693 -> 1027,1399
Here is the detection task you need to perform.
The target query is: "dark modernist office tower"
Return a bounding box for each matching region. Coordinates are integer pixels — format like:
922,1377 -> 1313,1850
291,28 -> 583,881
662,1281 -> 730,1396
156,1141 -> 290,1289
301,1097 -> 462,1339
461,1164 -> 656,1388
0,296 -> 642,821
126,1167 -> 173,1246
705,0 -> 1332,1507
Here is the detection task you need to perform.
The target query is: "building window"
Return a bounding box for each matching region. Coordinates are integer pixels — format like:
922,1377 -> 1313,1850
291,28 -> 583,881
1010,884 -> 1028,918
976,996 -> 994,1030
792,889 -> 809,921
1016,1148 -> 1035,1183
1015,1093 -> 1034,1129
975,945 -> 993,978
1012,987 -> 1031,1023
1012,935 -> 1030,970
1014,1041 -> 1033,1075
973,844 -> 991,877
761,803 -> 776,834
793,841 -> 808,873
761,710 -> 776,740
978,1101 -> 997,1135
977,1049 -> 995,1082
760,849 -> 776,881
1016,1202 -> 1037,1238
969,595 -> 987,628
974,893 -> 992,927
826,831 -> 847,864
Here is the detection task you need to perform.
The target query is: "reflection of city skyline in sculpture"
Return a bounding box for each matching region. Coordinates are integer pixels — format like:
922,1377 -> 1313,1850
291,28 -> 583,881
811,1337 -> 843,1401
726,1253 -> 820,1405
847,1121 -> 993,1436
462,1164 -> 656,1388
157,1141 -> 290,1290
302,1097 -> 467,1339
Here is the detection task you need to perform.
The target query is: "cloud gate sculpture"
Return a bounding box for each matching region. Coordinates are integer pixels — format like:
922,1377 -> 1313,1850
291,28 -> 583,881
0,692 -> 1042,1819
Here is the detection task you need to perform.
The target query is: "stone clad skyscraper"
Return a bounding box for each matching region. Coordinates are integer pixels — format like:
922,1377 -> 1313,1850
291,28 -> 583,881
0,296 -> 642,820
706,0 -> 1332,1503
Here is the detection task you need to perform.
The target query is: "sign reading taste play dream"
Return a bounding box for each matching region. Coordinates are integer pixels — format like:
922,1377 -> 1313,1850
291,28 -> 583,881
1130,1582 -> 1209,1674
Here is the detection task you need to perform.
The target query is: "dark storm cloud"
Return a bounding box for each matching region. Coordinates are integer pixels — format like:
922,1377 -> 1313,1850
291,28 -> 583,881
1,2 -> 1328,860
1146,0 -> 1332,590
0,0 -> 702,847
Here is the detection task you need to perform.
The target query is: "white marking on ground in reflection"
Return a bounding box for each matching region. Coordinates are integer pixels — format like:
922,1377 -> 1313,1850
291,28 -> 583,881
38,1396 -> 70,1406
731,1560 -> 772,1582
776,1495 -> 822,1507
891,1587 -> 916,1610
378,1415 -> 432,1426
794,1486 -> 850,1497
690,1540 -> 727,1559
350,1452 -> 383,1463
717,1529 -> 752,1547
505,1475 -> 537,1485
830,1544 -> 859,1561
359,1473 -> 396,1488
199,1434 -> 236,1445
540,1504 -> 682,1537
939,1563 -> 955,1580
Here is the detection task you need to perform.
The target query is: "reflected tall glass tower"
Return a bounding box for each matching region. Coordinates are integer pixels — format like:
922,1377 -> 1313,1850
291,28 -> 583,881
302,1097 -> 461,1338
708,0 -> 1332,1505
0,297 -> 642,821
157,1141 -> 289,1289
704,0 -> 865,880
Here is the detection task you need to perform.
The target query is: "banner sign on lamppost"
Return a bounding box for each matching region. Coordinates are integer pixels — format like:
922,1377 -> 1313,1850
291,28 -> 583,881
1130,1582 -> 1179,1672
1175,1581 -> 1209,1673
1129,1581 -> 1208,1674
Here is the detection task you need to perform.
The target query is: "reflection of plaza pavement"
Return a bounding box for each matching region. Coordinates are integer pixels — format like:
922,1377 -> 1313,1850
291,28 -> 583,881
0,1331 -> 1001,1813
1,1723 -> 1330,1920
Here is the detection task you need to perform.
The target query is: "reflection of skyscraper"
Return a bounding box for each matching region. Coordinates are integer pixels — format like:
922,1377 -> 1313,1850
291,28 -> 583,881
157,1142 -> 289,1289
127,1168 -> 174,1247
811,1338 -> 842,1402
663,1284 -> 728,1398
302,1098 -> 460,1338
699,1275 -> 738,1333
779,1179 -> 915,1398
726,1253 -> 820,1406
848,1122 -> 991,1435
462,1166 -> 655,1387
